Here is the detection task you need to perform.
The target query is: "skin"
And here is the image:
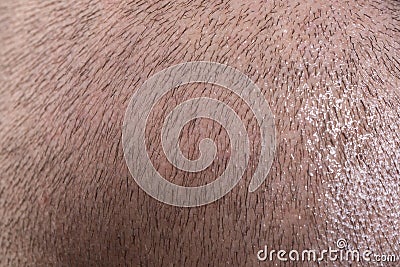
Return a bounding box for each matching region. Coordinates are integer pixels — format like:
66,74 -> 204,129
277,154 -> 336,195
1,0 -> 399,266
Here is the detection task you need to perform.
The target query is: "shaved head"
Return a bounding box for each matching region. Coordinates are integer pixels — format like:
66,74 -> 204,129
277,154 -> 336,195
1,0 -> 399,265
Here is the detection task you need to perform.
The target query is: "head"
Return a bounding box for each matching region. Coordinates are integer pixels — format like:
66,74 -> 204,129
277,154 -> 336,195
1,0 -> 399,265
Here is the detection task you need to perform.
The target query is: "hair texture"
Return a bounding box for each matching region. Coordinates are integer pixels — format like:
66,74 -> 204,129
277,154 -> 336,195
1,0 -> 399,266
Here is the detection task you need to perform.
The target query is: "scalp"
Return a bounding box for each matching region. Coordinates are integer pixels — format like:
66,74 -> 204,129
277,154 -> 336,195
1,0 -> 400,266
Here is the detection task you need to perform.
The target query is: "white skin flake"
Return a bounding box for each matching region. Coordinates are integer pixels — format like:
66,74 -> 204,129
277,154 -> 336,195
299,69 -> 400,255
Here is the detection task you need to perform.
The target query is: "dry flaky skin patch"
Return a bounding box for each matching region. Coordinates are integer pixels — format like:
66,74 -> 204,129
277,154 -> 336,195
0,0 -> 399,266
